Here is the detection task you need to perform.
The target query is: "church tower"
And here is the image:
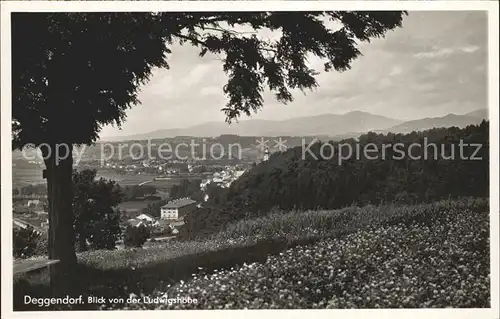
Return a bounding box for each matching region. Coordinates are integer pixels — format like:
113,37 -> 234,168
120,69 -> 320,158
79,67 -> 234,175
263,147 -> 269,162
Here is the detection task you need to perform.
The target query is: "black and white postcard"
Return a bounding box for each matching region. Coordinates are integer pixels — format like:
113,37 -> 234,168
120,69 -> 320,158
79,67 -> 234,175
1,1 -> 499,319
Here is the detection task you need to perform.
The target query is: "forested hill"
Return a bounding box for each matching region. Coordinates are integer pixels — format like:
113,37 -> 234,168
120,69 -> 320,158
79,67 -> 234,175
184,122 -> 489,237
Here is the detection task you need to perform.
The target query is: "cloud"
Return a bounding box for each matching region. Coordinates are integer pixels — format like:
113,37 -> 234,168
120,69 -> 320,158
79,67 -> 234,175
414,45 -> 481,59
99,11 -> 488,138
181,63 -> 219,87
200,86 -> 222,96
414,47 -> 456,59
461,45 -> 480,53
426,62 -> 446,74
389,66 -> 403,76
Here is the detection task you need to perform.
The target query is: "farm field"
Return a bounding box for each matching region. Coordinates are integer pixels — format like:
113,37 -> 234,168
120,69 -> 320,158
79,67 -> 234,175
12,168 -> 45,188
95,171 -> 155,185
145,178 -> 197,189
118,200 -> 157,213
13,161 -> 205,190
13,198 -> 490,310
12,167 -> 187,189
90,172 -> 202,188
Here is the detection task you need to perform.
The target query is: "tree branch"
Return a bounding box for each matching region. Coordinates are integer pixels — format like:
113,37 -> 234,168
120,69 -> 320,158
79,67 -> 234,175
200,26 -> 258,36
172,32 -> 279,55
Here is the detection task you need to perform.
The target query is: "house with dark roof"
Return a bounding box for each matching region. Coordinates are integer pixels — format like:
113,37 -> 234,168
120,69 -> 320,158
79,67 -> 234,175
136,213 -> 160,227
126,218 -> 145,228
160,198 -> 196,220
13,218 -> 45,234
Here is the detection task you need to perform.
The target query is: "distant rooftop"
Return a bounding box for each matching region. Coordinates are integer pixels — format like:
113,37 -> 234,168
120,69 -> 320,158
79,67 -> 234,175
137,213 -> 154,219
13,218 -> 45,233
127,219 -> 144,227
162,198 -> 196,209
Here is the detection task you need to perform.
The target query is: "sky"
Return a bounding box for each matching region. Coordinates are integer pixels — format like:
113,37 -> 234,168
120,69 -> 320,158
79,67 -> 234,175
100,11 -> 488,138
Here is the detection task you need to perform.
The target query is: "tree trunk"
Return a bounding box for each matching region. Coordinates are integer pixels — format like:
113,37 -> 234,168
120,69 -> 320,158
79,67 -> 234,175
77,227 -> 88,252
43,144 -> 77,297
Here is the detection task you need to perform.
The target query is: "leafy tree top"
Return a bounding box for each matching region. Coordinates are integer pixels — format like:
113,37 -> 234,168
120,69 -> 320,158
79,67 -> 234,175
12,11 -> 406,148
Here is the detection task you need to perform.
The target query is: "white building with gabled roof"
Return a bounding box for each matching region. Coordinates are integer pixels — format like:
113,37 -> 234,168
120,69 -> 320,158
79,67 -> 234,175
160,198 -> 197,220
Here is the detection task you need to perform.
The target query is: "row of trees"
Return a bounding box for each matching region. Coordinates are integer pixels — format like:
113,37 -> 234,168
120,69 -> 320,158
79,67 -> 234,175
142,199 -> 167,218
14,179 -> 157,201
169,179 -> 204,202
13,184 -> 47,197
14,168 -> 159,257
14,222 -> 152,259
182,123 -> 489,238
122,185 -> 158,201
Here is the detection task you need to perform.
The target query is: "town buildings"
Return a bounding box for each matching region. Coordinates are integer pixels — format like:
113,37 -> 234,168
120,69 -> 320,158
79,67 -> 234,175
135,213 -> 160,227
199,166 -> 246,191
160,198 -> 197,220
13,217 -> 47,234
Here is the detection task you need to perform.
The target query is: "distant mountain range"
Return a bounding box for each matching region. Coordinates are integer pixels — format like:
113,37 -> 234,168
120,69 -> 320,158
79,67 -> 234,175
464,109 -> 488,119
101,109 -> 488,142
378,111 -> 487,135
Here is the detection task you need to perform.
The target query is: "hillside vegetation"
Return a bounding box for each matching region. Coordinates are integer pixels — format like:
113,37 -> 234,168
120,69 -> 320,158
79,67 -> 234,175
102,198 -> 489,309
13,124 -> 490,310
183,122 -> 488,238
14,198 -> 489,310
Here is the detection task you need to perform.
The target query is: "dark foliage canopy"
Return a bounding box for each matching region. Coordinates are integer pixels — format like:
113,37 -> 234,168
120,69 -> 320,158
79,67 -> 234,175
12,11 -> 406,148
13,226 -> 41,259
142,199 -> 167,218
72,169 -> 123,250
170,178 -> 203,201
122,185 -> 157,201
124,224 -> 150,248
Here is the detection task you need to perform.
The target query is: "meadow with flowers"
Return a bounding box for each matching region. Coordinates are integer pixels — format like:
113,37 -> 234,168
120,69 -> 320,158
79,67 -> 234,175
57,197 -> 491,310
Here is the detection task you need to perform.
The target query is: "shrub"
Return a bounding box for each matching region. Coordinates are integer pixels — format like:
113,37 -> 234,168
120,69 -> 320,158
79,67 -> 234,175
151,226 -> 172,238
123,225 -> 150,248
87,211 -> 122,250
33,232 -> 48,256
13,226 -> 41,259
